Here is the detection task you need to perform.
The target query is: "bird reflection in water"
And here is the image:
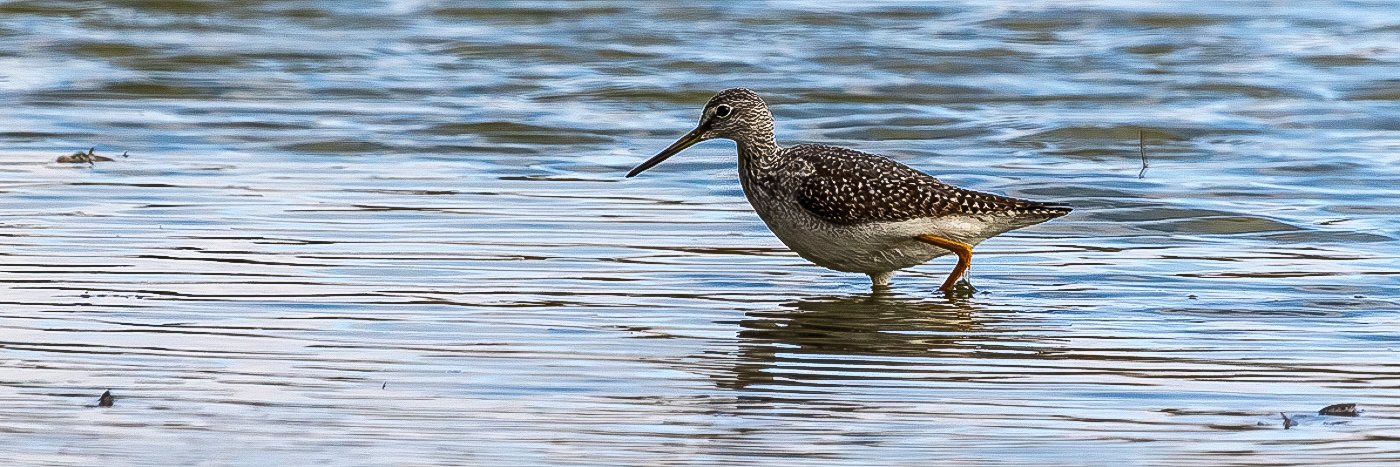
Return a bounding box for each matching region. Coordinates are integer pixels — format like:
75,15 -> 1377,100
714,291 -> 1064,391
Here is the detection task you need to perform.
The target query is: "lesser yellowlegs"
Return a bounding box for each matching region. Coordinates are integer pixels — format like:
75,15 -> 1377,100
626,88 -> 1070,292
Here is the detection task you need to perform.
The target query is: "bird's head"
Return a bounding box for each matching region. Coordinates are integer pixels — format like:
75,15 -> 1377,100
626,88 -> 773,178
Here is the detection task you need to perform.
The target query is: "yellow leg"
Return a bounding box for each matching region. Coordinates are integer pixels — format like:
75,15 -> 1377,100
915,235 -> 973,292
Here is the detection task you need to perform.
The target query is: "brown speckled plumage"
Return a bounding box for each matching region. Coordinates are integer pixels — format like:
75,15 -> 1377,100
782,144 -> 1071,225
626,88 -> 1071,289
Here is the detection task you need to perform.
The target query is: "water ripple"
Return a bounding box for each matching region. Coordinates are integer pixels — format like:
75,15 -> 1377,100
1,1 -> 1399,465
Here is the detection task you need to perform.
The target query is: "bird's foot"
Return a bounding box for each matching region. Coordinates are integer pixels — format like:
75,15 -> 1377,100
939,279 -> 977,298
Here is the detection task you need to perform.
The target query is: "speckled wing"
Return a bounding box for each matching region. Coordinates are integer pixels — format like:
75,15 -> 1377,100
787,144 -> 1070,226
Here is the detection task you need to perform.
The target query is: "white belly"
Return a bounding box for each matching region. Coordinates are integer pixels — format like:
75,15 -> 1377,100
746,194 -> 990,274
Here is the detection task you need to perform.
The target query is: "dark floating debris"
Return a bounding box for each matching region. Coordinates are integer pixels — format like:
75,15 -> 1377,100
1318,403 -> 1358,417
98,389 -> 114,407
56,147 -> 116,164
1280,412 -> 1295,429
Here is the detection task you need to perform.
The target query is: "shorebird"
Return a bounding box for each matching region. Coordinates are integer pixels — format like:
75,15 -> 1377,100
626,88 -> 1070,292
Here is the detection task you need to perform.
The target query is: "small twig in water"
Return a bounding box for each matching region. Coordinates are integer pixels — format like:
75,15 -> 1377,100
1138,130 -> 1149,179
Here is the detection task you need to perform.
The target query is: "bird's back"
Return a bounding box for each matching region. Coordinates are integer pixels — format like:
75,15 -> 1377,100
776,144 -> 1070,229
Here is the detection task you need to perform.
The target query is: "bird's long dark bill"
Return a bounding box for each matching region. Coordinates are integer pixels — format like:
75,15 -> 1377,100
625,123 -> 707,178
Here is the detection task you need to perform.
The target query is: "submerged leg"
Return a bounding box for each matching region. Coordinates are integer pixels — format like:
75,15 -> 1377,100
915,235 -> 974,292
868,271 -> 894,290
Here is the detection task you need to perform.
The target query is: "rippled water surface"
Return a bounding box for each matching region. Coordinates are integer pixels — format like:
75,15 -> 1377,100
3,1 -> 1400,465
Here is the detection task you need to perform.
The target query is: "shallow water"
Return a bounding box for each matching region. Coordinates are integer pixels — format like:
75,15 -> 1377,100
2,1 -> 1399,465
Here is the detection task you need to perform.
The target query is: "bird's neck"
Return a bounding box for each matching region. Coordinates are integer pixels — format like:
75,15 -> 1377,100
736,132 -> 781,177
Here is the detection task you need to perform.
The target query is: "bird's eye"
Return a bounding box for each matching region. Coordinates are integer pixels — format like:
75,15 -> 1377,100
713,104 -> 732,118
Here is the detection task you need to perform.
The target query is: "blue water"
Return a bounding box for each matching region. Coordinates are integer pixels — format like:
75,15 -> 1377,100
1,1 -> 1398,465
